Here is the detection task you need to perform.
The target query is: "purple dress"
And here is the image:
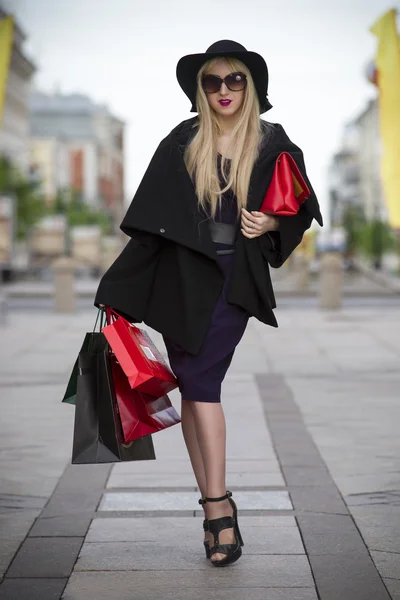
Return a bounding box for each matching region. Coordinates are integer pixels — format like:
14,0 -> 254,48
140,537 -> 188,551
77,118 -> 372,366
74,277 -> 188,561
162,155 -> 249,402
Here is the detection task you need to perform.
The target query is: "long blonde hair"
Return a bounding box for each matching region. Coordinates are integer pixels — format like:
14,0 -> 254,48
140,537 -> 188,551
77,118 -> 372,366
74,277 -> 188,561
184,57 -> 263,218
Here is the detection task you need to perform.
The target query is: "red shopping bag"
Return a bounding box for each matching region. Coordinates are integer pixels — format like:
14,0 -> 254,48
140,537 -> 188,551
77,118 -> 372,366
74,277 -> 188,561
102,308 -> 178,396
110,354 -> 181,442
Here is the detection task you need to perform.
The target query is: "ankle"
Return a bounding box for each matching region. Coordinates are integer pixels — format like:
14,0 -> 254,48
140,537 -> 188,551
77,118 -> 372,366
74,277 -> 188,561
207,498 -> 232,518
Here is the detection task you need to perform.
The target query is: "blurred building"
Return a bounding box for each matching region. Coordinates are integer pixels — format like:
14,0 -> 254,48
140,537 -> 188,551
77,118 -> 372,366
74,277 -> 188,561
328,98 -> 386,226
29,91 -> 125,225
355,99 -> 385,221
328,123 -> 361,226
0,7 -> 36,171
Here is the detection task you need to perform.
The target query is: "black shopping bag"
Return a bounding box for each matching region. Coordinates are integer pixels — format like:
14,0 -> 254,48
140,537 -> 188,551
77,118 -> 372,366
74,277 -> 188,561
63,309 -> 109,405
71,331 -> 156,464
62,333 -> 91,405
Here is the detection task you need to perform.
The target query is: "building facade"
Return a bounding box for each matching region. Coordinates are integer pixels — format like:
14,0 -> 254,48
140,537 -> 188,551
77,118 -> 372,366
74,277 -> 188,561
29,92 -> 125,226
0,7 -> 36,171
328,98 -> 386,225
355,99 -> 385,221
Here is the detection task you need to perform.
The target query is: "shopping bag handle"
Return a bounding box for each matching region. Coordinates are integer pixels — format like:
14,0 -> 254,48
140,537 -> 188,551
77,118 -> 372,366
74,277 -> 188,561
105,307 -> 122,325
93,307 -> 105,332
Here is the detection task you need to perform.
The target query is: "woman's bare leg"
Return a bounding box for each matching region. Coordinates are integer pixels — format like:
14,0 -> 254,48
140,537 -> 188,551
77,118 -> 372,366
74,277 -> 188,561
180,399 -> 212,546
182,399 -> 234,562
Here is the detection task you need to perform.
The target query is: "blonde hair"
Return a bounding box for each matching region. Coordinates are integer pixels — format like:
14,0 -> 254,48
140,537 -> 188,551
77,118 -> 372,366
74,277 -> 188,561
184,57 -> 263,218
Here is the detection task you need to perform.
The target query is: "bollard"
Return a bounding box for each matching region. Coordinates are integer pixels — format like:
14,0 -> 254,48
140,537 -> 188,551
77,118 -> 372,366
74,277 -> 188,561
52,256 -> 76,313
0,278 -> 7,325
319,252 -> 343,310
295,254 -> 310,291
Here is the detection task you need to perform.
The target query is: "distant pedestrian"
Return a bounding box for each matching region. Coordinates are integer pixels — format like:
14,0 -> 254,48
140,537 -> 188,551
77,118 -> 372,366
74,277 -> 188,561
95,39 -> 322,566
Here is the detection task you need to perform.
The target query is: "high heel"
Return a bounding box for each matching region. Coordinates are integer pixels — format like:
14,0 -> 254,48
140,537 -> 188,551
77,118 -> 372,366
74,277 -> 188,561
203,491 -> 244,567
198,496 -> 210,559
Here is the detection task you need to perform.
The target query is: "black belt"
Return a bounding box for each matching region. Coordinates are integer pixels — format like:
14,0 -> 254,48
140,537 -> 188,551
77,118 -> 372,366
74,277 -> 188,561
209,222 -> 236,244
209,222 -> 236,255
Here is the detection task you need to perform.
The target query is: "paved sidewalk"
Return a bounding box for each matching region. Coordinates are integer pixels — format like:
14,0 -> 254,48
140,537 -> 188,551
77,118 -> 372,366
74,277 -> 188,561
0,300 -> 399,599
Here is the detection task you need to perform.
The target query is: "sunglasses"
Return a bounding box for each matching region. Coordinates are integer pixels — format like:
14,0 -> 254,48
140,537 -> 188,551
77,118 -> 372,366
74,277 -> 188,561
201,72 -> 247,94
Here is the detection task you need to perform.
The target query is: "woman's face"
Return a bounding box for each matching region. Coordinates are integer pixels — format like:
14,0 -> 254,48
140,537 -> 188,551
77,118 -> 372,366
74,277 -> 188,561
203,60 -> 246,118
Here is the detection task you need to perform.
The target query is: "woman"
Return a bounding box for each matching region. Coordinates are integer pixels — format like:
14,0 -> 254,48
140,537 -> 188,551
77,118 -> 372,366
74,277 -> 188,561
95,40 -> 322,567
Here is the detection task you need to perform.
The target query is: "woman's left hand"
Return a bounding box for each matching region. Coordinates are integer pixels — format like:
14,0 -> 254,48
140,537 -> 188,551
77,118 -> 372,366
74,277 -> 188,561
241,208 -> 279,239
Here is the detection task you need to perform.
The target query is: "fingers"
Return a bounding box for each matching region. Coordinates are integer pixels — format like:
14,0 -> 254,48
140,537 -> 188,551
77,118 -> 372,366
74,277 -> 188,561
241,228 -> 259,239
241,208 -> 263,235
241,208 -> 278,234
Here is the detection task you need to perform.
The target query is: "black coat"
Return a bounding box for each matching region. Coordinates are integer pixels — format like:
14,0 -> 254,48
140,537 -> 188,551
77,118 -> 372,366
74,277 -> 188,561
94,117 -> 323,355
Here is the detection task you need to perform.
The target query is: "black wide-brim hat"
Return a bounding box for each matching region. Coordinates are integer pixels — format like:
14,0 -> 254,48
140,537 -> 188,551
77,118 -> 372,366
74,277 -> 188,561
176,40 -> 272,114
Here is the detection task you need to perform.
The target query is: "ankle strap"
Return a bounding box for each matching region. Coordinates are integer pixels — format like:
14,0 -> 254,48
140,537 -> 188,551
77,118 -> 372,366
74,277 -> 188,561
199,490 -> 232,505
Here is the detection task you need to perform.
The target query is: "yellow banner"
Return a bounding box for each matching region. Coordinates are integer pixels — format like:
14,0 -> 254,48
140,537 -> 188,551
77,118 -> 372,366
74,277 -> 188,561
0,15 -> 14,127
370,9 -> 400,229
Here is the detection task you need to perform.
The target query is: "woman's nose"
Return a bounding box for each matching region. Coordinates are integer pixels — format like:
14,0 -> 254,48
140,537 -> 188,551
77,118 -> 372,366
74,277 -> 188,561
219,82 -> 229,95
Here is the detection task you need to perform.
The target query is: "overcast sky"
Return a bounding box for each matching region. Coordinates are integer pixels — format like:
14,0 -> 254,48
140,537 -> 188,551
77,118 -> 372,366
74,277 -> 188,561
5,0 -> 396,226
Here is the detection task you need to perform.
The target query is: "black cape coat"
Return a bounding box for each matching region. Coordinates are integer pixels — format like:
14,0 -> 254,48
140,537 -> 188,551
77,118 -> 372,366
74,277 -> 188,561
94,116 -> 323,355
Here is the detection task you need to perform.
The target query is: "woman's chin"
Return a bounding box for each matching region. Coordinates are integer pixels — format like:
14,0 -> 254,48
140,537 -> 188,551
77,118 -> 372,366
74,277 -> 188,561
213,105 -> 239,118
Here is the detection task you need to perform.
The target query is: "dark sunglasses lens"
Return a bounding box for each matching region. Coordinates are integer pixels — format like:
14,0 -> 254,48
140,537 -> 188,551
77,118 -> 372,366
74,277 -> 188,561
202,75 -> 221,93
225,73 -> 247,91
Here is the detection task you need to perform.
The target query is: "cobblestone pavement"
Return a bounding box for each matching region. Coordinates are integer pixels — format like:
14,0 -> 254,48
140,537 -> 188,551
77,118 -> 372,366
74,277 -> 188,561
0,299 -> 399,599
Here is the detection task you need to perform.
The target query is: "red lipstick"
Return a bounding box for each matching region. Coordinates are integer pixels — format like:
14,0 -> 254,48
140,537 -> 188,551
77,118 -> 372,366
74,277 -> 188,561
218,99 -> 232,106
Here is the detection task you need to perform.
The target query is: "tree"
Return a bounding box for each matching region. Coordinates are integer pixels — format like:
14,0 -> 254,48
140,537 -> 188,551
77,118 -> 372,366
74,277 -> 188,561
358,218 -> 395,269
342,204 -> 366,260
0,155 -> 49,239
51,188 -> 113,235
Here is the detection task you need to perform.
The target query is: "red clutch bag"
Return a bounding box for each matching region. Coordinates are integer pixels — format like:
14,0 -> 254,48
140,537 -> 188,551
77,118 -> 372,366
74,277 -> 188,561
260,152 -> 310,215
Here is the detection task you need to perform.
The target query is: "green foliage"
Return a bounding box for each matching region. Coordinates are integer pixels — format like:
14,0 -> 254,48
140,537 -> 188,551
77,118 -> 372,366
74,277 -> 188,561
0,154 -> 113,240
342,205 -> 366,256
0,155 -> 50,239
52,189 -> 113,235
358,219 -> 395,263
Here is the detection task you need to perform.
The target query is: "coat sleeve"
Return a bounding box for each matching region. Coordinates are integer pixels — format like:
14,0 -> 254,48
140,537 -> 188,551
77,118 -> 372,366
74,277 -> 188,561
94,231 -> 163,322
258,125 -> 323,269
258,205 -> 313,268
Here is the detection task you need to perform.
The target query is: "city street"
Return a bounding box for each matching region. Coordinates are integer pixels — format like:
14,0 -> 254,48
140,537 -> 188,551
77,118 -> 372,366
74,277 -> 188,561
2,0 -> 400,598
0,293 -> 399,599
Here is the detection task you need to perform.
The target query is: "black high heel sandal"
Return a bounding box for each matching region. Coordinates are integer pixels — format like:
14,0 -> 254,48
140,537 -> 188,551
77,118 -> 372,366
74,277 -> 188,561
198,491 -> 239,560
203,491 -> 244,567
198,496 -> 210,559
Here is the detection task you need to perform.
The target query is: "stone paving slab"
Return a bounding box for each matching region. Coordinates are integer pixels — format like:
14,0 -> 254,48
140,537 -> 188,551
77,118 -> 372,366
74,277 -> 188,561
369,550 -> 400,580
0,509 -> 40,540
0,578 -> 67,600
82,517 -> 303,554
310,554 -> 392,600
6,537 -> 83,578
63,575 -> 318,600
98,490 -> 292,512
71,554 -> 314,583
75,538 -> 304,571
354,527 -> 400,554
106,471 -> 285,488
385,579 -> 400,599
297,514 -> 370,555
110,458 -> 281,474
85,515 -> 297,542
0,540 -> 22,579
29,514 -> 93,538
